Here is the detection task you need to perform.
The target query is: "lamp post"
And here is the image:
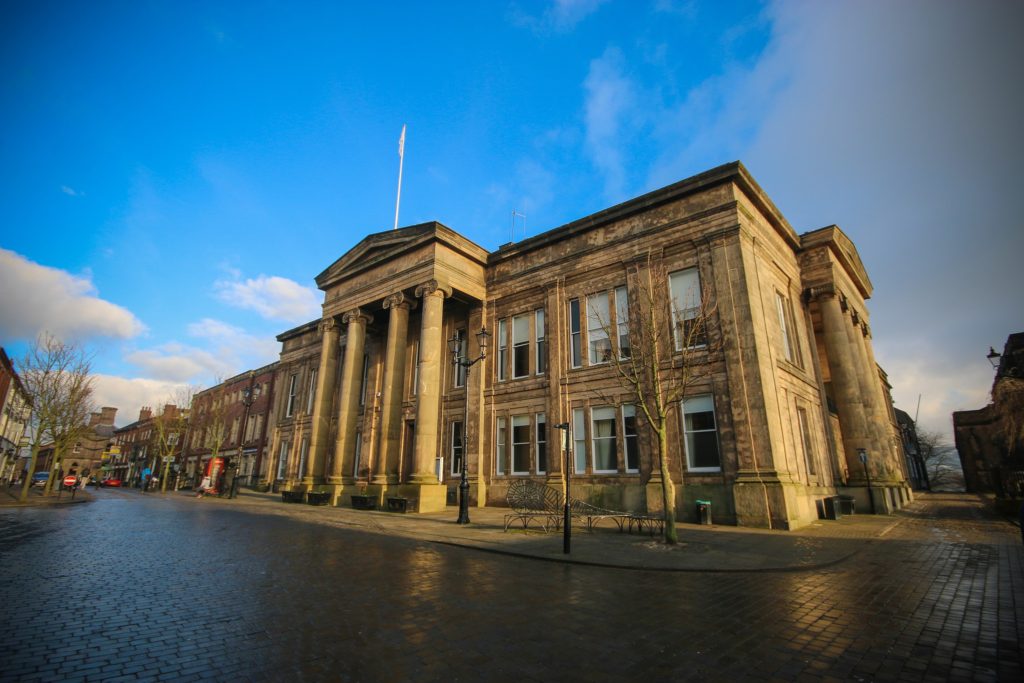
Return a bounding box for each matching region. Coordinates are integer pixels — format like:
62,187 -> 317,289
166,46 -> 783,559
553,422 -> 572,554
858,447 -> 876,514
448,326 -> 489,525
987,346 -> 1002,370
231,379 -> 255,499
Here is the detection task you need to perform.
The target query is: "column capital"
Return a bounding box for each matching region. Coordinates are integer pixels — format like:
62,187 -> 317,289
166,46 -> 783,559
383,292 -> 416,311
804,283 -> 838,302
415,279 -> 452,300
850,309 -> 860,325
318,317 -> 339,334
342,308 -> 373,325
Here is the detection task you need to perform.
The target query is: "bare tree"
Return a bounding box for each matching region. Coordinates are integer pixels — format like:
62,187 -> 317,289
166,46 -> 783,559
151,386 -> 198,492
917,429 -> 964,491
16,334 -> 95,502
591,254 -> 720,544
191,381 -> 227,486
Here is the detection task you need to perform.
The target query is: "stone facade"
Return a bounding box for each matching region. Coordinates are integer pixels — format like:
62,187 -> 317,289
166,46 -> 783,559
265,162 -> 909,528
0,347 -> 30,482
953,332 -> 1024,497
184,364 -> 277,488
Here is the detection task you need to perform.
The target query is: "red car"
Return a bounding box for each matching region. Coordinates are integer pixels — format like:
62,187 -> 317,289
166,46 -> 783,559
101,478 -> 122,487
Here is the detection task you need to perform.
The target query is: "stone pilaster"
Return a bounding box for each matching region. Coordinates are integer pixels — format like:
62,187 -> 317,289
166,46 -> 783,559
466,304 -> 487,507
373,293 -> 413,485
305,319 -> 339,485
329,308 -> 372,484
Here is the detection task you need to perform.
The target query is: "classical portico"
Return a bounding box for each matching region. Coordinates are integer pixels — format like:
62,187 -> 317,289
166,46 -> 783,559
303,222 -> 488,512
801,227 -> 910,513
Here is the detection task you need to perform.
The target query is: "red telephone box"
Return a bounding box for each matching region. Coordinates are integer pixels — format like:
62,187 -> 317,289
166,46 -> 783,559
205,457 -> 225,494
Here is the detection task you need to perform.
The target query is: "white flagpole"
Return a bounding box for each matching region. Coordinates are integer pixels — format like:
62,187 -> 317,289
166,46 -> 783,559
393,124 -> 406,230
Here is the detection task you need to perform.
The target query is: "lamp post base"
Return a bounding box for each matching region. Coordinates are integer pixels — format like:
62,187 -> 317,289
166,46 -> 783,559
457,476 -> 471,524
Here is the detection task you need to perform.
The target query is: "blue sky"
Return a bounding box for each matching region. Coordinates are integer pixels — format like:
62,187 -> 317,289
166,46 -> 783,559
1,0 -> 1021,442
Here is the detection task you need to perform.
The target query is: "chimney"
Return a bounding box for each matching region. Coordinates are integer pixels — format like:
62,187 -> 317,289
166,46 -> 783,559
163,404 -> 178,420
139,406 -> 152,421
99,406 -> 118,426
89,411 -> 102,427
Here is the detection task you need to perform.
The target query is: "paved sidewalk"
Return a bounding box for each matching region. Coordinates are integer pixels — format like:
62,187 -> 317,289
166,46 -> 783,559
10,483 -> 1018,572
165,488 -> 1019,572
0,485 -> 93,507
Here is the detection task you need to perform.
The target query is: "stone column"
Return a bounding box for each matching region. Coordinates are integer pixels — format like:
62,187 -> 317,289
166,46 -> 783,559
329,308 -> 372,484
856,322 -> 902,477
845,310 -> 889,477
411,280 -> 449,484
815,288 -> 872,480
305,319 -> 340,485
373,293 -> 413,485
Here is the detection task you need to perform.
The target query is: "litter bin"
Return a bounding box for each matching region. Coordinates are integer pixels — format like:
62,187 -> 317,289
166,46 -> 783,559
838,495 -> 856,515
695,499 -> 712,525
819,495 -> 842,520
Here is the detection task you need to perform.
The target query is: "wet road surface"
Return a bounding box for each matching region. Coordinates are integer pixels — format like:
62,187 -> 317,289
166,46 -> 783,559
0,489 -> 1021,682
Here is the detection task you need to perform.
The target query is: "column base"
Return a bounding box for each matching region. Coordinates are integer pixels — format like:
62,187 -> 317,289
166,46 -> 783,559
731,473 -> 795,530
469,475 -> 486,508
389,482 -> 448,514
839,480 -> 905,514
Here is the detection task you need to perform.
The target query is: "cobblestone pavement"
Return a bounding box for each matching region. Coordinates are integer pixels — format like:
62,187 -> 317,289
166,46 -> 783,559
0,490 -> 1020,682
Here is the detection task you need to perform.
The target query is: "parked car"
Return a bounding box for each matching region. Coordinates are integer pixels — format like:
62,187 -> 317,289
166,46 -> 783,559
31,472 -> 49,487
101,478 -> 122,488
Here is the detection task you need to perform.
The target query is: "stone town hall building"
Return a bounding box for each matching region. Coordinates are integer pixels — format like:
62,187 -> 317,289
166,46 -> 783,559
263,162 -> 910,529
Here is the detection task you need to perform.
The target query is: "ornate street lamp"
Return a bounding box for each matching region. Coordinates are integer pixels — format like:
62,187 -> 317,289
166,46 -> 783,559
987,346 -> 1002,370
553,422 -> 572,554
448,326 -> 489,525
230,379 -> 255,499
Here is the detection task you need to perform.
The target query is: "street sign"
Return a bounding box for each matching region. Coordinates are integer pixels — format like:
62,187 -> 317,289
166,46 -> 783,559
63,475 -> 77,487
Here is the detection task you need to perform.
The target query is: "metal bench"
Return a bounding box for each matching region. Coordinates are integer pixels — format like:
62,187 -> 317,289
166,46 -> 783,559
503,480 -> 563,531
504,480 -> 662,535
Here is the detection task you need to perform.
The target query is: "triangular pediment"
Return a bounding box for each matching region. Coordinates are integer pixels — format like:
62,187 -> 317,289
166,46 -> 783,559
314,221 -> 488,291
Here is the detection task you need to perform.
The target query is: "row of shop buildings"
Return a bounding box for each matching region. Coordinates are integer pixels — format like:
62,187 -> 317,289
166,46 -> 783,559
118,161 -> 917,529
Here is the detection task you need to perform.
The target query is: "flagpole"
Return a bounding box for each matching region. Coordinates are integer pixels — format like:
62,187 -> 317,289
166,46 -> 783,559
393,124 -> 406,230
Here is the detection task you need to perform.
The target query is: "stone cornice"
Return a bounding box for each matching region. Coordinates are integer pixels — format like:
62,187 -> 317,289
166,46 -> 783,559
488,161 -> 799,265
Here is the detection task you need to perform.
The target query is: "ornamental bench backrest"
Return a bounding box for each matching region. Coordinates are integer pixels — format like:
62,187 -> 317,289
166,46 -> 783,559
507,479 -> 562,514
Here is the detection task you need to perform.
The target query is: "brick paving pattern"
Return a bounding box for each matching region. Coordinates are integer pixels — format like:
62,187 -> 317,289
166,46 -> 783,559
0,490 -> 1020,682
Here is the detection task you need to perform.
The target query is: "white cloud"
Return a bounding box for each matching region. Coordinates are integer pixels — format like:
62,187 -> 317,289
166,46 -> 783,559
61,185 -> 84,197
215,274 -> 320,323
583,47 -> 640,202
188,317 -> 280,368
739,0 -> 1024,443
124,347 -> 222,383
91,374 -> 191,428
123,318 -> 279,388
0,248 -> 146,343
510,0 -> 609,33
593,0 -> 1022,444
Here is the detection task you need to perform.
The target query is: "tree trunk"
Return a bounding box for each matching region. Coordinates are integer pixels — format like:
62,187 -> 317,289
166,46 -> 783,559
18,444 -> 40,503
658,428 -> 678,544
